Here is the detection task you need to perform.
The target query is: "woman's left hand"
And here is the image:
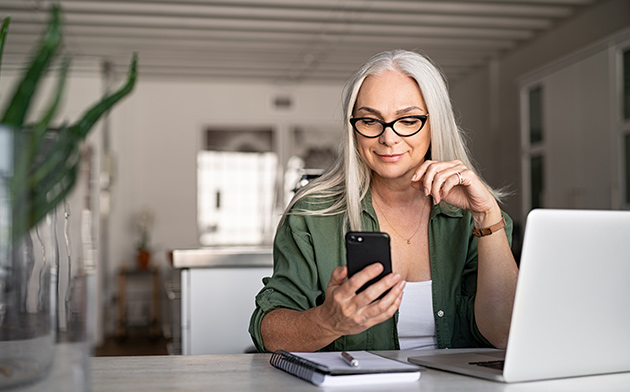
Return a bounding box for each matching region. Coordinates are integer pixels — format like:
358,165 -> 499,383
411,159 -> 497,216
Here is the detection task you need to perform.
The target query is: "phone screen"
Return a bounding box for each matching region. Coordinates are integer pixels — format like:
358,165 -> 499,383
345,231 -> 392,295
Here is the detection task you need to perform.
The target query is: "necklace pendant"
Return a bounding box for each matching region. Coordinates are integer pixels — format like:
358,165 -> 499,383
407,239 -> 411,245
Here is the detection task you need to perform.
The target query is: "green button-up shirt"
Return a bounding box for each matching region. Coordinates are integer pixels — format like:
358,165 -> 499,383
249,191 -> 513,352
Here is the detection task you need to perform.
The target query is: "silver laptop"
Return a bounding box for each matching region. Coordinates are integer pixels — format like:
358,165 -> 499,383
409,209 -> 630,383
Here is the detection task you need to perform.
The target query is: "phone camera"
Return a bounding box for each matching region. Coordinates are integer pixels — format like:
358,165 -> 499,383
349,235 -> 363,243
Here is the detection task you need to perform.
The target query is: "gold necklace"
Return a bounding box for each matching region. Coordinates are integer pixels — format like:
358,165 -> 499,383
372,193 -> 426,245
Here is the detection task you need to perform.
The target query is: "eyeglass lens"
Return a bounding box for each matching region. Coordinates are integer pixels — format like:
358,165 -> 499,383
351,115 -> 427,138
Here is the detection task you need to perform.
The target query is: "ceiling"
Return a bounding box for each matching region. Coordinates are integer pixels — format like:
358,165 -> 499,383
1,0 -> 602,85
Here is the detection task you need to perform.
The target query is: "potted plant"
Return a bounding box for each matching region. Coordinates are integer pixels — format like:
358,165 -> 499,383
2,6 -> 137,244
135,206 -> 155,270
0,5 -> 137,389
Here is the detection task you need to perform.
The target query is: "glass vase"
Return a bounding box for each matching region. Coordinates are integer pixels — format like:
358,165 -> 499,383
0,125 -> 94,391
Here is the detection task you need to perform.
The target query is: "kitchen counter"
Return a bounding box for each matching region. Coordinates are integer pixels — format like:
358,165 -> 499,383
172,246 -> 272,268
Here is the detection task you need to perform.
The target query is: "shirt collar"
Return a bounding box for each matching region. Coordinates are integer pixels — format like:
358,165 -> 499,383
430,201 -> 463,220
361,190 -> 379,225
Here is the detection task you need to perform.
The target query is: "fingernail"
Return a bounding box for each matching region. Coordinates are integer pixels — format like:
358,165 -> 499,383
412,174 -> 417,181
424,188 -> 429,196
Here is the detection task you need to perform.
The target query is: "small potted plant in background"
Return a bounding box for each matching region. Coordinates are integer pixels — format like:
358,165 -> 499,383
135,206 -> 155,270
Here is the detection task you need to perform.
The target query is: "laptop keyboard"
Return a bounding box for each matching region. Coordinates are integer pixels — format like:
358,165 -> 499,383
468,360 -> 505,370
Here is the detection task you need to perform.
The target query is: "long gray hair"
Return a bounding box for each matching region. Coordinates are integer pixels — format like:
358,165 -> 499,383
281,49 -> 502,231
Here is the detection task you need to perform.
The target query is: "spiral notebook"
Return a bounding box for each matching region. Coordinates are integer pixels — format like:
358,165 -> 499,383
269,350 -> 422,387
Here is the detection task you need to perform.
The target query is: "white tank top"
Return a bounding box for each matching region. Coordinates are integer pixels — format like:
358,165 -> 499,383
397,280 -> 438,350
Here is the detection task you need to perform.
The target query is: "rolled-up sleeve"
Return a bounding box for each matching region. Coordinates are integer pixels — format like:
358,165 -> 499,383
248,213 -> 326,352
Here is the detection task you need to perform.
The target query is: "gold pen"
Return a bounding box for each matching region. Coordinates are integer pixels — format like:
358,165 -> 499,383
341,351 -> 359,367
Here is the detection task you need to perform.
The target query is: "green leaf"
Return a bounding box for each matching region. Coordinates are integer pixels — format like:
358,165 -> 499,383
31,130 -> 79,190
12,57 -> 71,203
72,52 -> 138,139
1,5 -> 62,128
0,17 -> 10,79
11,124 -> 79,241
5,6 -> 139,244
32,56 -> 71,142
12,160 -> 79,243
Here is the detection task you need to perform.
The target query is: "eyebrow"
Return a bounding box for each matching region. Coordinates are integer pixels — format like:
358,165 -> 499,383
354,106 -> 426,116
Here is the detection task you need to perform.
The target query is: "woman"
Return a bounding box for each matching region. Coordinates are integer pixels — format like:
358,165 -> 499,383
249,49 -> 518,353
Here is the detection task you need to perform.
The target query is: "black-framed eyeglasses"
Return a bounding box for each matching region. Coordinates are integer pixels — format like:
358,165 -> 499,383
349,114 -> 429,138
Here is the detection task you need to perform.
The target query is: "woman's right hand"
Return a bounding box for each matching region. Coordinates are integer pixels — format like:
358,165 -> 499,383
318,264 -> 405,337
260,263 -> 405,352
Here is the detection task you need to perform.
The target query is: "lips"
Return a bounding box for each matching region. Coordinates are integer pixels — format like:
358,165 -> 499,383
376,152 -> 405,163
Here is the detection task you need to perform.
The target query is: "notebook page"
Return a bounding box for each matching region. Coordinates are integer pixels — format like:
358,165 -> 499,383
292,351 -> 420,375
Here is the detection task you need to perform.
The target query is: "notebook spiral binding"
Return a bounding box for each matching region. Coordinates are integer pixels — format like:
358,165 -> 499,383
270,350 -> 330,383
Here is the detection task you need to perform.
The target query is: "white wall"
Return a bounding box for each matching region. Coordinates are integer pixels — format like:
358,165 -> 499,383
450,0 -> 630,230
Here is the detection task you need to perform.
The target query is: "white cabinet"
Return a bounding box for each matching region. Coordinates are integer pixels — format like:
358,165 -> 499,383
174,247 -> 272,355
181,267 -> 271,355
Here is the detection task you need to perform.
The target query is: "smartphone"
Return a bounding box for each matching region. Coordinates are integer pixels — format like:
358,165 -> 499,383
345,231 -> 392,296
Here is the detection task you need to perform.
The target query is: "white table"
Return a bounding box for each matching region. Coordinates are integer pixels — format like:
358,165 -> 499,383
90,350 -> 630,392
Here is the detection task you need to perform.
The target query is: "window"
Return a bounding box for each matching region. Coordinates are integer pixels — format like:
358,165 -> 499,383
624,135 -> 630,204
528,86 -> 544,210
624,49 -> 630,120
623,48 -> 630,206
529,86 -> 544,144
521,85 -> 545,216
197,129 -> 277,246
197,125 -> 341,246
530,155 -> 544,210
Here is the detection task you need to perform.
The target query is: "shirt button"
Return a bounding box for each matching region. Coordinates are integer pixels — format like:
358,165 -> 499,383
437,310 -> 445,317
